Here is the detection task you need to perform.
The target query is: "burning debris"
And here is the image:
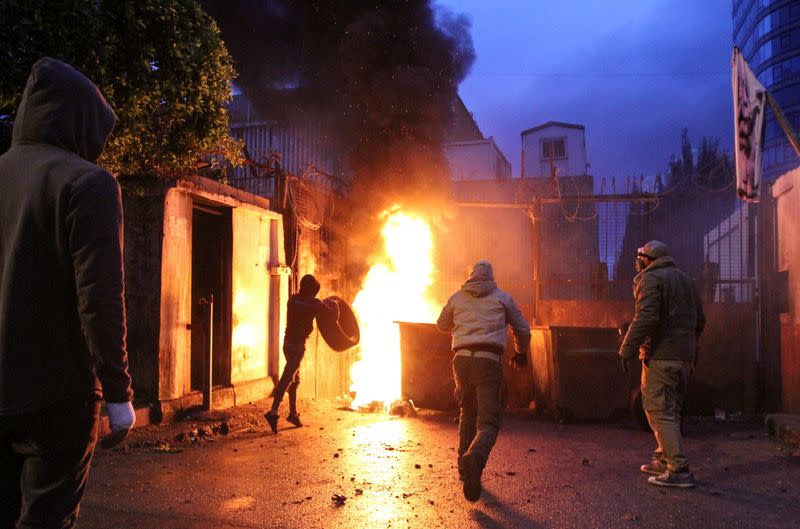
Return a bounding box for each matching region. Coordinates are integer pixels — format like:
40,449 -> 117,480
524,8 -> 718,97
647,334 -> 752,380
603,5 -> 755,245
389,399 -> 418,418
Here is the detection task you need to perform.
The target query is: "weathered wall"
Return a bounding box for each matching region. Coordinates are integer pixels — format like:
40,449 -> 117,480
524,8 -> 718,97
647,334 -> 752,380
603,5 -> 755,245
781,315 -> 800,412
773,169 -> 800,412
230,208 -> 272,384
121,181 -> 167,403
158,188 -> 194,400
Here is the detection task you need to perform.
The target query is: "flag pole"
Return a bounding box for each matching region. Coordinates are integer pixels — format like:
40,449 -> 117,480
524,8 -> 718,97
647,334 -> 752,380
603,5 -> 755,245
765,90 -> 800,158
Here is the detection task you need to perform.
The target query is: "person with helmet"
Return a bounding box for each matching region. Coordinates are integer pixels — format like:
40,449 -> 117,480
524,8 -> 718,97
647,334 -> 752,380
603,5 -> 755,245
437,260 -> 531,502
619,241 -> 705,488
264,274 -> 336,433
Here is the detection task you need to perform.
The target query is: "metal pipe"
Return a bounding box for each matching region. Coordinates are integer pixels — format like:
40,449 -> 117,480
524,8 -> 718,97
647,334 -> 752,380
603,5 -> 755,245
199,294 -> 215,411
208,293 -> 214,411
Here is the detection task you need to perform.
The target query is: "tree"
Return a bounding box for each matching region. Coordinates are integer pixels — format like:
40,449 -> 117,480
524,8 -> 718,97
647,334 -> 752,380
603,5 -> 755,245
0,0 -> 242,178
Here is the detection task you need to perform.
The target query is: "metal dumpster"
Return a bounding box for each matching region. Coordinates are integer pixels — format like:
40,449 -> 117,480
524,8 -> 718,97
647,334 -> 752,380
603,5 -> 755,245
397,322 -> 457,410
530,325 -> 627,421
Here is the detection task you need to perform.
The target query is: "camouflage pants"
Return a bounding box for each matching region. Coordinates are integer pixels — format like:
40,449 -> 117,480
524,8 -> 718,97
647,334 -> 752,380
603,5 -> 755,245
453,355 -> 505,471
642,359 -> 693,473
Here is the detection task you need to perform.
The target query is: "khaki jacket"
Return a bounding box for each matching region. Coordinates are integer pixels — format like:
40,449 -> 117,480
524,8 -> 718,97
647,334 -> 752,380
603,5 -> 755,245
437,279 -> 531,355
620,256 -> 706,362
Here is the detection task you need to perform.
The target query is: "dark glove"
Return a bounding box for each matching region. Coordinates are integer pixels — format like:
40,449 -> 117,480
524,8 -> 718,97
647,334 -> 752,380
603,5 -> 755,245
620,357 -> 631,374
510,352 -> 528,370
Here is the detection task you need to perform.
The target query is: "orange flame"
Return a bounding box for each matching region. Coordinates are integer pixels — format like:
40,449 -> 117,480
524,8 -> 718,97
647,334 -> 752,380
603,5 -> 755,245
350,208 -> 440,409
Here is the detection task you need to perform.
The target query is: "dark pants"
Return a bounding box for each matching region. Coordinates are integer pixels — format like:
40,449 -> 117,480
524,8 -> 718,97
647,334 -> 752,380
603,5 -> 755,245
453,355 -> 505,471
0,397 -> 101,529
271,343 -> 305,414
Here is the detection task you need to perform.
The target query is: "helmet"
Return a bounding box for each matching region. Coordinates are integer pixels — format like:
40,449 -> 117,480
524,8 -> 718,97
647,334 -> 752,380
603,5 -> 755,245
636,240 -> 669,260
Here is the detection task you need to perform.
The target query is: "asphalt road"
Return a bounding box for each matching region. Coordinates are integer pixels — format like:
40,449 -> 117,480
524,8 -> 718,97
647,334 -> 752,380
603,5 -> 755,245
78,405 -> 800,529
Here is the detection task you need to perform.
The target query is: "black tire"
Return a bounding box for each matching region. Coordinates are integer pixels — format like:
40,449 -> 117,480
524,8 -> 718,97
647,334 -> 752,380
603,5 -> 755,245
317,296 -> 360,352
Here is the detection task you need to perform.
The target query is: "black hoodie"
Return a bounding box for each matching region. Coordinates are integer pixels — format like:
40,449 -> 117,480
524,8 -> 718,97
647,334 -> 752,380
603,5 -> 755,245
0,58 -> 133,414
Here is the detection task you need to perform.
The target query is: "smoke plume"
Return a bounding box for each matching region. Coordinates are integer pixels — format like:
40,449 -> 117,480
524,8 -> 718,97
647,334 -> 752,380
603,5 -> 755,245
201,0 -> 475,217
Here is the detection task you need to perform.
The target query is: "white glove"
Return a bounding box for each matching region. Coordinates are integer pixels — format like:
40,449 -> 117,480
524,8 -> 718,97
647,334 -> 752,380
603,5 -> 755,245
101,401 -> 135,450
107,401 -> 135,432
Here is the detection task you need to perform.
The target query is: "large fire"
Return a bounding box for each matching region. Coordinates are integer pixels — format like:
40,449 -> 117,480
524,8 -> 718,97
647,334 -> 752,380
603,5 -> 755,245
349,208 -> 441,409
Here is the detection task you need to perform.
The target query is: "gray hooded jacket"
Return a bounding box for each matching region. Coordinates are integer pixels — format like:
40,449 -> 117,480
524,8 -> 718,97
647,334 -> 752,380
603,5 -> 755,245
0,58 -> 132,414
437,260 -> 531,355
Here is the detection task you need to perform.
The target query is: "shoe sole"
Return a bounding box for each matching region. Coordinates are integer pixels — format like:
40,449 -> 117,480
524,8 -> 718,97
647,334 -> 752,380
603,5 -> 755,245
647,477 -> 695,488
462,453 -> 482,502
264,414 -> 278,434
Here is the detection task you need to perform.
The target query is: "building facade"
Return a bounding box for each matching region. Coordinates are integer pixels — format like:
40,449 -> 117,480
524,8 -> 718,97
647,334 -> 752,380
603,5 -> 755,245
733,0 -> 800,180
521,121 -> 589,179
443,138 -> 512,180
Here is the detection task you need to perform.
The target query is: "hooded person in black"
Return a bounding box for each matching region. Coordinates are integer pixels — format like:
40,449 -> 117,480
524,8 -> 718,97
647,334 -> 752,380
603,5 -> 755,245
264,274 -> 335,433
0,58 -> 134,528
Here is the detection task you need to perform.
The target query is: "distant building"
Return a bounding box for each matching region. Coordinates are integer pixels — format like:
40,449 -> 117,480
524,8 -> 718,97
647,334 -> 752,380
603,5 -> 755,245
443,138 -> 511,180
521,121 -> 589,178
733,0 -> 800,180
441,96 -> 512,180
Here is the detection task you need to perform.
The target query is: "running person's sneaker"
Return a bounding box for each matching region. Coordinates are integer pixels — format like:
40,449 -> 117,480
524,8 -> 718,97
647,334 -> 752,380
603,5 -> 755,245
647,470 -> 696,488
264,412 -> 279,434
640,457 -> 668,475
461,452 -> 482,502
286,413 -> 303,428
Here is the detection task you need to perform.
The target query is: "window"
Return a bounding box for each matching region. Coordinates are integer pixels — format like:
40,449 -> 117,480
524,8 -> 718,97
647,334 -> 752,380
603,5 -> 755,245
541,138 -> 566,160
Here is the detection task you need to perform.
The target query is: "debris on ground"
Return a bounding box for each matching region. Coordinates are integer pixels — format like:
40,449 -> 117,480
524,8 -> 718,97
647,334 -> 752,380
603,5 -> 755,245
389,399 -> 418,417
582,458 -> 590,466
331,493 -> 347,507
354,489 -> 364,496
153,444 -> 183,454
622,513 -> 640,521
528,448 -> 537,452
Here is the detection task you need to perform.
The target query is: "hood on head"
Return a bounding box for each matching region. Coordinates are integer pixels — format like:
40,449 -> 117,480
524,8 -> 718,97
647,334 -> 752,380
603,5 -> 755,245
298,274 -> 321,297
462,260 -> 496,297
12,57 -> 116,163
467,260 -> 494,282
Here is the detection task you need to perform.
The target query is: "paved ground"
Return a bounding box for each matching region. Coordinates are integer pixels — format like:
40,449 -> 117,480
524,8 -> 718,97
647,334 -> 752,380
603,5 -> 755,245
78,403 -> 800,529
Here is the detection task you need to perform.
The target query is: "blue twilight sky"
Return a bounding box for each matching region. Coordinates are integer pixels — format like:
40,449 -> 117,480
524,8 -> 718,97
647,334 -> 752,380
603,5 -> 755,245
436,0 -> 734,181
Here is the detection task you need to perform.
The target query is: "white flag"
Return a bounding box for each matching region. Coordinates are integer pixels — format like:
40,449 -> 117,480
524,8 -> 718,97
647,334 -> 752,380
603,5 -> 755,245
732,47 -> 767,202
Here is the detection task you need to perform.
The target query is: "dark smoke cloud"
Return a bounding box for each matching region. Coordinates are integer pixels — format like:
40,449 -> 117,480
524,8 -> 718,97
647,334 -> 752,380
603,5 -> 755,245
201,0 -> 475,217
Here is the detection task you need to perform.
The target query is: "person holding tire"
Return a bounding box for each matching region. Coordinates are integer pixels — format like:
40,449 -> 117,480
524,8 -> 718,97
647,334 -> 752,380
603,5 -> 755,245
264,274 -> 337,433
619,241 -> 705,488
437,260 -> 531,502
